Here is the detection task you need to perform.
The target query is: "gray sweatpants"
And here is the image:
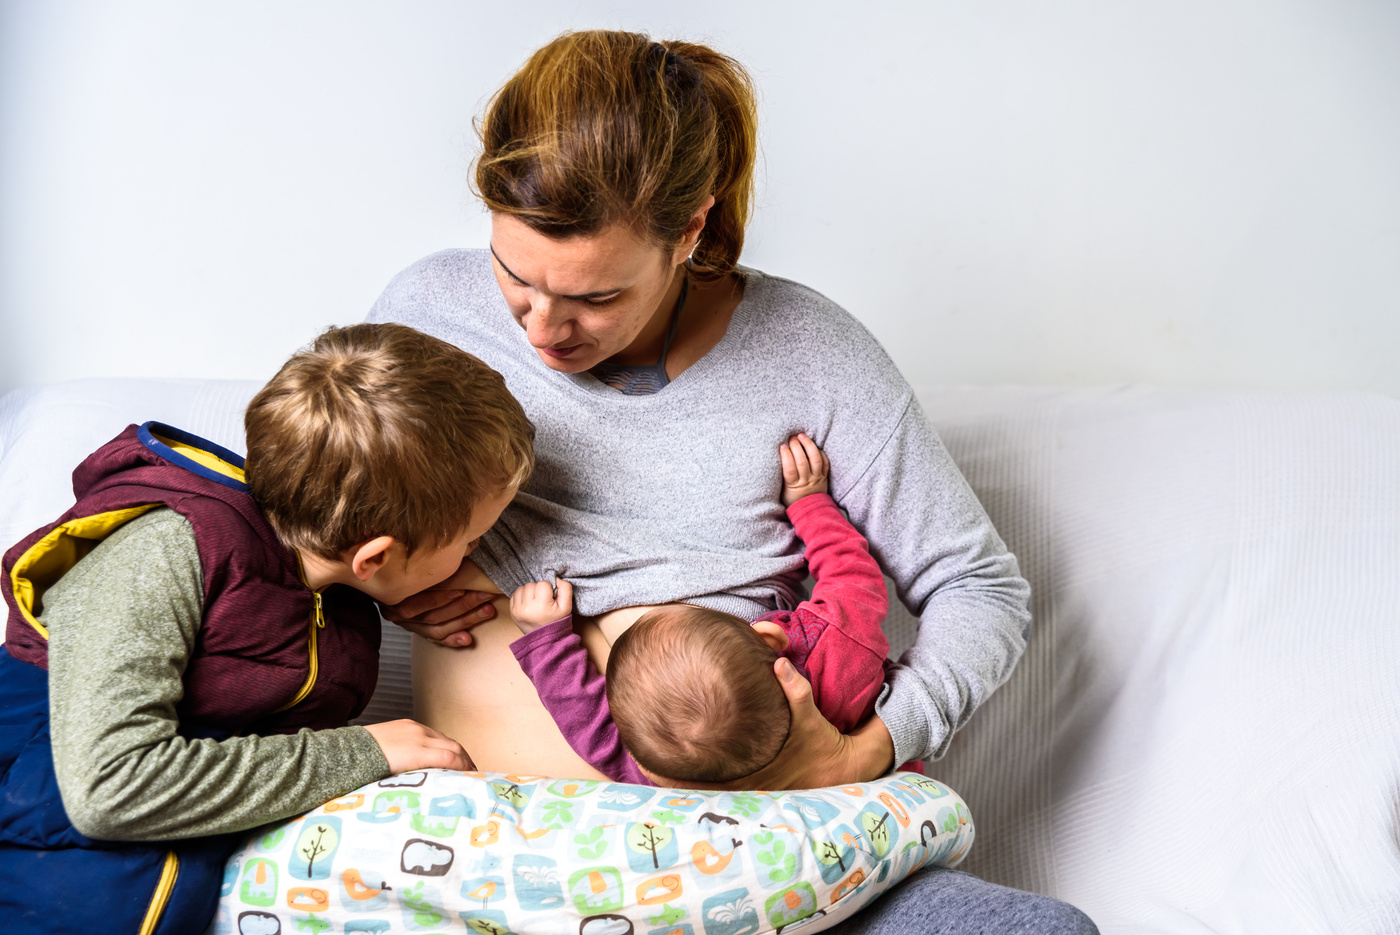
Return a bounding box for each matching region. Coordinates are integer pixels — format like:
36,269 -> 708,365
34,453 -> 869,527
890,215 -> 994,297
831,869 -> 1099,934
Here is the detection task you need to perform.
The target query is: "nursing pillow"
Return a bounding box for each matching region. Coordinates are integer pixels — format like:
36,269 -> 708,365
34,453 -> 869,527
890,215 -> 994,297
211,770 -> 973,935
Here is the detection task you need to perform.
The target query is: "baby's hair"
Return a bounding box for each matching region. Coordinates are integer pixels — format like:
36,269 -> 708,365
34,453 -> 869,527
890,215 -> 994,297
606,605 -> 790,783
244,322 -> 535,559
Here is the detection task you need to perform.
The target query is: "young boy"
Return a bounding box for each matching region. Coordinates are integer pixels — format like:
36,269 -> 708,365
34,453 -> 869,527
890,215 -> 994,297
509,432 -> 919,786
0,323 -> 534,935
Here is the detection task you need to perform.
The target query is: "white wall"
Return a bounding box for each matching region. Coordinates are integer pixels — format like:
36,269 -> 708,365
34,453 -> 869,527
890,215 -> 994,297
2,0 -> 1397,397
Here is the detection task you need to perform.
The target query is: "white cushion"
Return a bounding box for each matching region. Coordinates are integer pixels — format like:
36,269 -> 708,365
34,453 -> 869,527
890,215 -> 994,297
915,386 -> 1400,933
0,378 -> 258,550
3,379 -> 1398,931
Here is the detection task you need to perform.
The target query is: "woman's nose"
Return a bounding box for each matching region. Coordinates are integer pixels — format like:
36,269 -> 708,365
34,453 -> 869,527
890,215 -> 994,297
524,296 -> 571,347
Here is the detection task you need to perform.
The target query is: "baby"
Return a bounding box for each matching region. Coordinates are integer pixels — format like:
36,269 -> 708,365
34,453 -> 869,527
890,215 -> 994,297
509,433 -> 915,786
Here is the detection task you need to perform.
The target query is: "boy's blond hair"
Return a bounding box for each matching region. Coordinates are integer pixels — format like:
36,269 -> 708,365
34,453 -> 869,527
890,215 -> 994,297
244,323 -> 534,559
606,605 -> 791,783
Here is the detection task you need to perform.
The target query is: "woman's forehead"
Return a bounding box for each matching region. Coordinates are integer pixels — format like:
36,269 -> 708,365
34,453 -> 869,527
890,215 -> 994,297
490,213 -> 663,295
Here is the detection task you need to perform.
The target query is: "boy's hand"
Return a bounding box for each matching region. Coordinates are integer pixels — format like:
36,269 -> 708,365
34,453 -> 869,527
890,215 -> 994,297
363,719 -> 475,774
780,433 -> 830,506
510,578 -> 573,634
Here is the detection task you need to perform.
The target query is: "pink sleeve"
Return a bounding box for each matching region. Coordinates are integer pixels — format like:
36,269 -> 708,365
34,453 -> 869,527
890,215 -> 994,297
766,493 -> 891,733
509,617 -> 651,786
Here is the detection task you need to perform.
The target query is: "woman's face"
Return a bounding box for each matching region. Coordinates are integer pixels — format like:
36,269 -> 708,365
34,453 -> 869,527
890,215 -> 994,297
489,213 -> 688,373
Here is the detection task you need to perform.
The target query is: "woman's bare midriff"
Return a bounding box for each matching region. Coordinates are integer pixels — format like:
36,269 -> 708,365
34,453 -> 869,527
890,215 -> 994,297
411,590 -> 660,779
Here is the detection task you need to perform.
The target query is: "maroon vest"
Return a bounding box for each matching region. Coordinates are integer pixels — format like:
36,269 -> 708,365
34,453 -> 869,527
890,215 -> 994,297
1,423 -> 380,735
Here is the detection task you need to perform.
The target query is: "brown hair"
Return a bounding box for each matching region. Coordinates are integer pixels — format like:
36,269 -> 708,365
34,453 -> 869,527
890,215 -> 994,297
473,30 -> 758,283
244,323 -> 535,559
606,604 -> 789,783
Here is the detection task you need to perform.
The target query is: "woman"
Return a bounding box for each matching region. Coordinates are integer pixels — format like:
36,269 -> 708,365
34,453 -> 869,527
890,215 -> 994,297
371,30 -> 1096,934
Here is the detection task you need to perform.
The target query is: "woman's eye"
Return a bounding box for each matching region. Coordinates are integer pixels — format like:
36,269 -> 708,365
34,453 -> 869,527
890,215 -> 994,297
582,294 -> 621,307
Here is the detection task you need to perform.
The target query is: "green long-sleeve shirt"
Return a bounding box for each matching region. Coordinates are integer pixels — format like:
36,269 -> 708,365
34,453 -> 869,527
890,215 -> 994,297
42,508 -> 389,841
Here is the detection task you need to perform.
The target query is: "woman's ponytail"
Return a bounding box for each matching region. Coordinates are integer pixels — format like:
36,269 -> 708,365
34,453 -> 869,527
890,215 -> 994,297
661,41 -> 758,282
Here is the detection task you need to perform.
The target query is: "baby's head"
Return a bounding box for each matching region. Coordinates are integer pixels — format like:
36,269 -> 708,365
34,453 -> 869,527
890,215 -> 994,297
606,605 -> 791,784
243,323 -> 534,591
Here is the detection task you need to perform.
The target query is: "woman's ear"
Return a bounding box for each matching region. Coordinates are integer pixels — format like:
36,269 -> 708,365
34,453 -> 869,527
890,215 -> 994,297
750,620 -> 790,653
673,194 -> 717,265
348,536 -> 397,582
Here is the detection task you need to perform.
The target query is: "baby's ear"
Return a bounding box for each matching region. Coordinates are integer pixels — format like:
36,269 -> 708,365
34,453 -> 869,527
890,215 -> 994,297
750,620 -> 790,653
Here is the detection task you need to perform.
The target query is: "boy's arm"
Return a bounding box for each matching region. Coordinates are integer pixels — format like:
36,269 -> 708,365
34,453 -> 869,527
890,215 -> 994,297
45,510 -> 391,841
509,618 -> 651,786
770,493 -> 891,733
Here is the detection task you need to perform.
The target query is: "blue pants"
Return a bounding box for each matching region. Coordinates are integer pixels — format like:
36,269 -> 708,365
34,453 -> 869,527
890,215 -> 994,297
830,867 -> 1100,934
0,646 -> 236,935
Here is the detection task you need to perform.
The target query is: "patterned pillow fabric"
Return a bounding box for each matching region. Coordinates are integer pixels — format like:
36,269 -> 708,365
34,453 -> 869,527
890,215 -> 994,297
210,770 -> 972,935
210,772 -> 974,929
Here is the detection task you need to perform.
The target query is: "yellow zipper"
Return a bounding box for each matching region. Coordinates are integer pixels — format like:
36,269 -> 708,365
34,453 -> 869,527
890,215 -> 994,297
136,851 -> 179,935
276,552 -> 324,713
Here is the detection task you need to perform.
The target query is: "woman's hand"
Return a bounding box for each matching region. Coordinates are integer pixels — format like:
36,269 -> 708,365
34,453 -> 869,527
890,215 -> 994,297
713,658 -> 896,791
379,557 -> 504,648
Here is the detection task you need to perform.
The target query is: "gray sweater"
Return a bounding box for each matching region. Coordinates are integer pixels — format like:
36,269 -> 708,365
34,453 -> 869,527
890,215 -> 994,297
369,249 -> 1031,764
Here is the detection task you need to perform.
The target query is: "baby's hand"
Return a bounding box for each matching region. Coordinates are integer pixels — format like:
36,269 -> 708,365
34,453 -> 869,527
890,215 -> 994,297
780,433 -> 830,506
510,578 -> 574,633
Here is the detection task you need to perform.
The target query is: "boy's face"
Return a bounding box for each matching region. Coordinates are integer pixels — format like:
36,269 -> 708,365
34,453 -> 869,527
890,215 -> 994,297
360,486 -> 518,605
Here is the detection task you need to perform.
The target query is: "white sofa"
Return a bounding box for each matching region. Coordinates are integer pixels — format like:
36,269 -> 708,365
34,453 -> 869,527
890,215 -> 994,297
2,378 -> 1397,934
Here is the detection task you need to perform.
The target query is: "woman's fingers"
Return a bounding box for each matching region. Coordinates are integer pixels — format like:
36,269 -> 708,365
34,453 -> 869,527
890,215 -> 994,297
438,609 -> 499,648
384,557 -> 500,625
774,659 -> 835,760
380,558 -> 506,641
713,659 -> 852,791
775,655 -> 810,699
768,663 -> 894,784
774,670 -> 853,788
433,591 -> 500,627
395,596 -> 500,646
382,588 -> 463,623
